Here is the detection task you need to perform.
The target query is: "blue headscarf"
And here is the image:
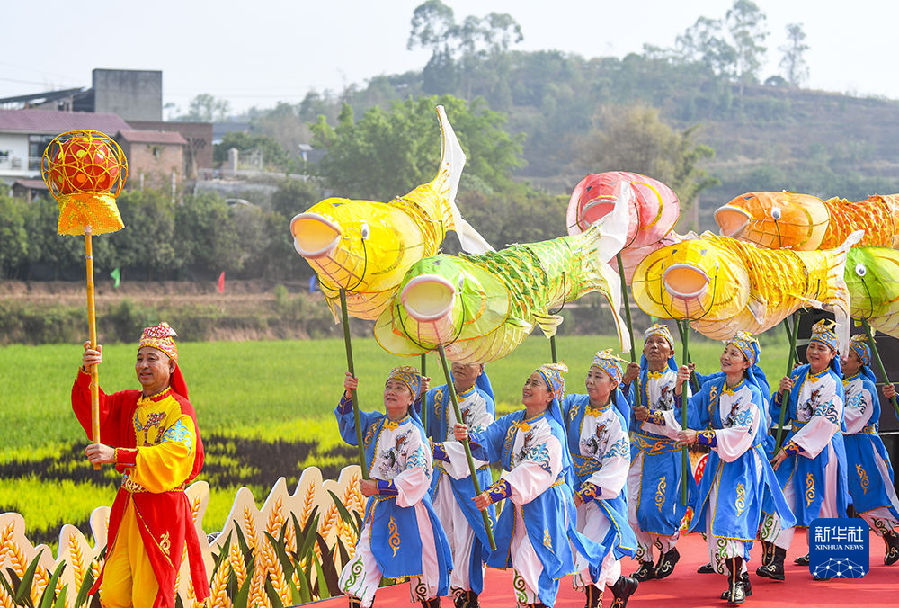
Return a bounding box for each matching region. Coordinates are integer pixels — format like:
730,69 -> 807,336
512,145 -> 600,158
536,362 -> 568,429
809,320 -> 842,376
640,323 -> 678,372
848,334 -> 878,385
724,331 -> 768,392
591,349 -> 625,384
387,366 -> 424,424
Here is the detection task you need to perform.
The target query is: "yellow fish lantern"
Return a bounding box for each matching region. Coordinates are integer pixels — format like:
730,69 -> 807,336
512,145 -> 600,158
290,105 -> 491,321
714,191 -> 829,250
631,230 -> 863,355
41,130 -> 128,236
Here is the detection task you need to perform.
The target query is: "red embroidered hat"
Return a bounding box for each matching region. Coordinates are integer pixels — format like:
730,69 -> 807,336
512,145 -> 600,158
138,322 -> 178,361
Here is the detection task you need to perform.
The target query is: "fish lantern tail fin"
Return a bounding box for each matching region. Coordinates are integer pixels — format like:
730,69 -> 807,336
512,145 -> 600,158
434,105 -> 493,255
822,229 -> 865,356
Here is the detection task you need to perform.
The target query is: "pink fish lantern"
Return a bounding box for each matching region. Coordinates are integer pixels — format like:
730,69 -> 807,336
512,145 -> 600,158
566,172 -> 680,250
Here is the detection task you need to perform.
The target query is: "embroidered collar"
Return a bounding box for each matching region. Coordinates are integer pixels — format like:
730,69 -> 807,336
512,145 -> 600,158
457,386 -> 476,399
808,367 -> 830,381
139,386 -> 173,403
585,400 -> 611,417
842,372 -> 860,387
722,379 -> 744,397
383,414 -> 410,430
646,370 -> 665,379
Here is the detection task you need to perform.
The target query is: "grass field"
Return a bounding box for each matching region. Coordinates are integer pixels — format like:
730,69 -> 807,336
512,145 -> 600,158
0,331 -> 792,546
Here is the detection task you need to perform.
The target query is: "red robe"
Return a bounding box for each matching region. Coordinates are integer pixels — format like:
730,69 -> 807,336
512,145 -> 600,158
72,369 -> 210,608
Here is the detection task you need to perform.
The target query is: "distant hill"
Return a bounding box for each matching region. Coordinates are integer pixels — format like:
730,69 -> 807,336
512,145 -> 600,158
325,50 -> 899,230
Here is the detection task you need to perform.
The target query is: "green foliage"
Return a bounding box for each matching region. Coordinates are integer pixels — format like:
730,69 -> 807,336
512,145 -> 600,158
213,131 -> 291,171
582,104 -> 718,229
311,94 -> 523,201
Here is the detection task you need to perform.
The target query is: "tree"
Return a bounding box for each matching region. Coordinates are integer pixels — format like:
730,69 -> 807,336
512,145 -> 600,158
0,193 -> 29,279
213,131 -> 291,170
675,16 -> 737,78
725,0 -> 769,89
779,22 -> 809,87
178,94 -> 231,122
311,95 -> 523,201
408,0 -> 456,52
584,104 -> 718,231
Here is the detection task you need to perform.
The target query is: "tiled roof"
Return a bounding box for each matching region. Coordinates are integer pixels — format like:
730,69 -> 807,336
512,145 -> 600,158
119,129 -> 187,145
0,109 -> 131,135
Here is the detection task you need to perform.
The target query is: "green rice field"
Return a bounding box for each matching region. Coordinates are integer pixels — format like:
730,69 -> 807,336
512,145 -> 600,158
0,331 -> 791,546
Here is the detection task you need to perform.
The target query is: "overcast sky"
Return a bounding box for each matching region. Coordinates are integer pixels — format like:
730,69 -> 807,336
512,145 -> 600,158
1,0 -> 893,114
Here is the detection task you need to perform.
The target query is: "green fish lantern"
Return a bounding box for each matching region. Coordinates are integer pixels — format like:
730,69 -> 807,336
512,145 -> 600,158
374,199 -> 631,362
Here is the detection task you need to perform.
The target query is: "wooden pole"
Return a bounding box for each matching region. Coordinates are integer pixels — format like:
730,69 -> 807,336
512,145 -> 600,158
339,289 -> 368,478
420,353 -> 428,432
437,344 -> 496,550
774,312 -> 800,452
862,319 -> 899,418
677,320 -> 690,505
84,227 -> 101,471
616,253 -> 641,409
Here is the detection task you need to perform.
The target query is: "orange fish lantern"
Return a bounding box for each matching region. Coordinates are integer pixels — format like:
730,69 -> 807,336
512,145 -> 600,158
41,130 -> 128,236
41,130 -> 128,468
715,190 -> 899,251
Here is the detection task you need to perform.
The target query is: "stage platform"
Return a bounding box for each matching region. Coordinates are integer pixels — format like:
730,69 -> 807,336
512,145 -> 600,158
316,529 -> 898,607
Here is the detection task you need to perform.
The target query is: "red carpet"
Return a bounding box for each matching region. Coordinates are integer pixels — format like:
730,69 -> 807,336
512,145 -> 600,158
316,529 -> 898,607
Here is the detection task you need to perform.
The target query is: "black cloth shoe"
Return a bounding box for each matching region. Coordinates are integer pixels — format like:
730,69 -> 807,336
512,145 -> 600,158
609,575 -> 638,608
654,548 -> 680,579
884,531 -> 899,566
756,546 -> 786,581
794,553 -> 809,566
741,571 -> 752,596
633,560 -> 655,582
697,562 -> 715,574
348,596 -> 363,608
421,598 -> 441,608
722,581 -> 745,605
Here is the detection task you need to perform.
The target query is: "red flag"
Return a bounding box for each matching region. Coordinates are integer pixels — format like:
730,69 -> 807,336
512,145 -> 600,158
217,271 -> 225,293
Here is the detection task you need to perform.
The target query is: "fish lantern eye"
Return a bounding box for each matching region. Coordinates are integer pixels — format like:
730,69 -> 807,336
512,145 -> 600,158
360,222 -> 370,240
855,263 -> 867,277
771,207 -> 782,220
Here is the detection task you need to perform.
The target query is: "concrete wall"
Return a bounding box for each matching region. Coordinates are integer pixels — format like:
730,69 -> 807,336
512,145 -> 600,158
93,69 -> 162,121
128,121 -> 213,175
0,133 -> 31,178
122,142 -> 182,190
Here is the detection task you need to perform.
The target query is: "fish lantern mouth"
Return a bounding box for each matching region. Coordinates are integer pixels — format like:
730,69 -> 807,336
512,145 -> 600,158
663,264 -> 709,301
401,274 -> 456,322
290,212 -> 342,258
714,205 -> 751,237
577,196 -> 617,230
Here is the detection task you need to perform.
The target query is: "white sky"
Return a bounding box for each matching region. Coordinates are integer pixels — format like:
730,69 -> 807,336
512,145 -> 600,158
1,0 -> 893,114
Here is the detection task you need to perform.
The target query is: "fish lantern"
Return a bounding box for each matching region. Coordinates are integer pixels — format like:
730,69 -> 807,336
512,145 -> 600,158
714,191 -> 829,250
566,171 -> 681,282
41,130 -> 128,236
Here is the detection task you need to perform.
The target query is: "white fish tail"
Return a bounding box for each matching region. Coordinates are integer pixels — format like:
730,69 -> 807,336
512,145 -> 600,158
435,105 -> 493,254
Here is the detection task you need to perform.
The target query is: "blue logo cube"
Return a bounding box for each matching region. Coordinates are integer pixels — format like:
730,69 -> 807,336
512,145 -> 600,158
808,518 -> 868,578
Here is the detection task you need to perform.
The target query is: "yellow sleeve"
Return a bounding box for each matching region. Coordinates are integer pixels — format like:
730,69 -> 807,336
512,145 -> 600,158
129,414 -> 197,492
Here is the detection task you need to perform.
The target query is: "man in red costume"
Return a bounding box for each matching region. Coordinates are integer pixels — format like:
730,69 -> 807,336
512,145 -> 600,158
73,322 -> 209,608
